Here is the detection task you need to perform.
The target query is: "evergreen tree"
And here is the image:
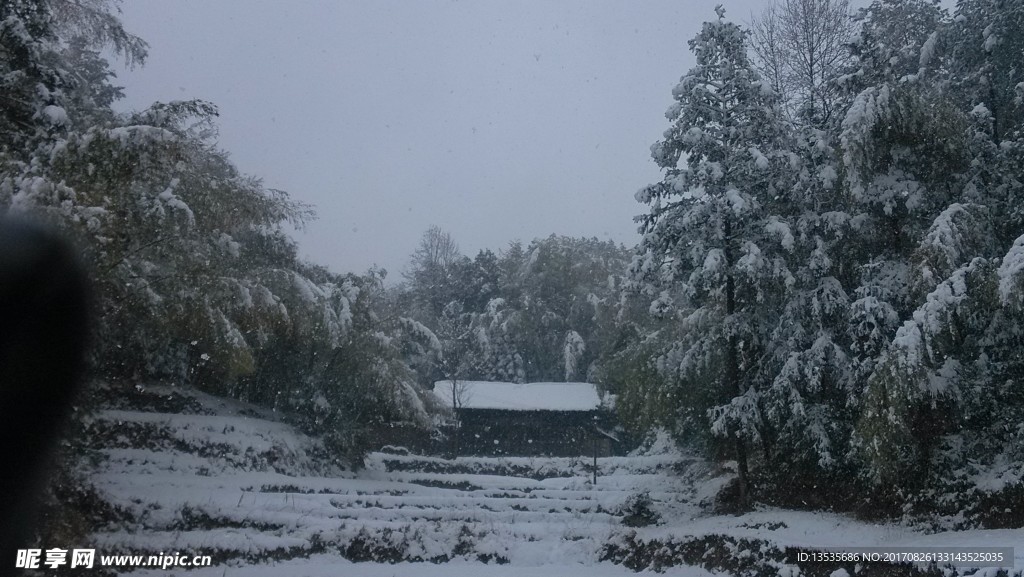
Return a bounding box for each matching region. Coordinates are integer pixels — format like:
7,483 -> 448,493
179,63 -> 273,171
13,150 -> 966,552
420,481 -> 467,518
630,7 -> 792,505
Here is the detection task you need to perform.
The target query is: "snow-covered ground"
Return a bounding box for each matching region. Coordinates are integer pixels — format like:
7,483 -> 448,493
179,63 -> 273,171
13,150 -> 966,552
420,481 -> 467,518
83,385 -> 1023,576
123,558 -> 720,576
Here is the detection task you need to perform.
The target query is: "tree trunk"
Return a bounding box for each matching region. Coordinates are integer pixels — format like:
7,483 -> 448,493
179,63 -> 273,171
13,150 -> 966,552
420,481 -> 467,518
451,379 -> 462,457
989,80 -> 1001,144
723,215 -> 751,508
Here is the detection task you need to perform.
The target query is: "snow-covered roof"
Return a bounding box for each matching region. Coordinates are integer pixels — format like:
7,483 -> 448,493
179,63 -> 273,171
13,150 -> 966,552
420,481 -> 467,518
432,381 -> 603,412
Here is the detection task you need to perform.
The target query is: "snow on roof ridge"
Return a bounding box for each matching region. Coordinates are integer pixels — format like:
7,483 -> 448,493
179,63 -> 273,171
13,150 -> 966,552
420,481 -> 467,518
432,380 -> 604,412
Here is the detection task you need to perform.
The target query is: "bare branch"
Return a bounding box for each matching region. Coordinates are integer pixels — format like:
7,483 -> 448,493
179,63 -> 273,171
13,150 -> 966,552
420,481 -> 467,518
749,0 -> 855,128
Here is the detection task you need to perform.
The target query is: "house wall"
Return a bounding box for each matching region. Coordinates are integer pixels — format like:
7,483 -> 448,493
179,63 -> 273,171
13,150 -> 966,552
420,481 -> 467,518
452,408 -> 614,457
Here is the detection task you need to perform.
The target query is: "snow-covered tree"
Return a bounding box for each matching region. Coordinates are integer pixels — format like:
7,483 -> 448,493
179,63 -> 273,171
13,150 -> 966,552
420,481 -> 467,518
611,0 -> 1024,519
403,225 -> 462,323
0,0 -> 434,471
435,300 -> 480,389
842,0 -> 948,91
839,0 -> 1024,506
302,270 -> 430,467
563,330 -> 585,381
630,7 -> 793,505
943,0 -> 1024,246
945,0 -> 1024,145
750,117 -> 863,483
856,258 -> 995,488
472,297 -> 527,383
396,233 -> 632,384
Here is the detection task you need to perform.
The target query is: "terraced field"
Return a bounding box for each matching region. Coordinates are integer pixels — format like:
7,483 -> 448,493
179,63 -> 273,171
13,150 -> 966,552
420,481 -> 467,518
80,386 -> 1023,576
77,386 -> 703,575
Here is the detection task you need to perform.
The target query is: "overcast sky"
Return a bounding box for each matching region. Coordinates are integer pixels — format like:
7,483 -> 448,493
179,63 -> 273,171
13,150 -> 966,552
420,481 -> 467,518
113,0 -> 777,278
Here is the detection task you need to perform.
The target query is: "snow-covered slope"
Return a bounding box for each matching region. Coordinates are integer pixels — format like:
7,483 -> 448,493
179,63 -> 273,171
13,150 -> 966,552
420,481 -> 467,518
82,385 -> 1023,576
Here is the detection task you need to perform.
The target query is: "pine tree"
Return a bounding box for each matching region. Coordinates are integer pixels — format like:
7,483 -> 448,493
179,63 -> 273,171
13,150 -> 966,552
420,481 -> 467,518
944,0 -> 1024,245
843,0 -> 1024,506
631,6 -> 792,506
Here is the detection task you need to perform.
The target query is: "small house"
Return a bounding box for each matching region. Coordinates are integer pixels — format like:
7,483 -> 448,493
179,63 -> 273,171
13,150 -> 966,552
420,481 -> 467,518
432,380 -> 619,457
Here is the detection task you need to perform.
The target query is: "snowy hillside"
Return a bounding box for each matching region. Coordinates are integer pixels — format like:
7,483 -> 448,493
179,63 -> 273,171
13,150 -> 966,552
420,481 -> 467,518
74,385 -> 1023,577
